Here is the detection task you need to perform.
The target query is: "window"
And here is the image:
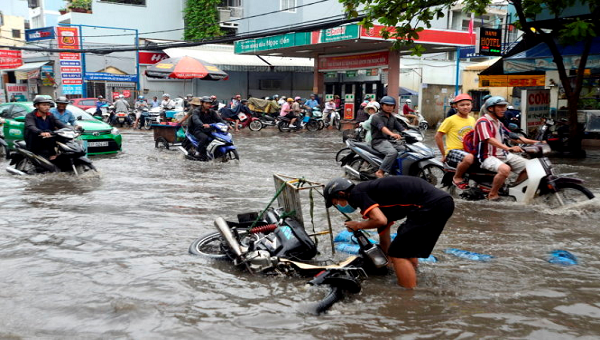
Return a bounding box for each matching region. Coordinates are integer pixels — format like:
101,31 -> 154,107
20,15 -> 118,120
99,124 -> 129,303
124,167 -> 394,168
82,100 -> 96,106
12,29 -> 21,39
219,0 -> 241,7
99,0 -> 146,5
10,105 -> 28,118
280,0 -> 296,13
0,105 -> 13,119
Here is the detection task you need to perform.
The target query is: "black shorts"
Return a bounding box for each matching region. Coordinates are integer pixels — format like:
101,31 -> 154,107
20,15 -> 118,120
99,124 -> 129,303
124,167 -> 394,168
387,196 -> 454,259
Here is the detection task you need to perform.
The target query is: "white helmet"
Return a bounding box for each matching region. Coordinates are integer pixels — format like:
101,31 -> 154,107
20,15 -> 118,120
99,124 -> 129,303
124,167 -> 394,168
405,99 -> 412,103
365,102 -> 379,111
118,94 -> 124,99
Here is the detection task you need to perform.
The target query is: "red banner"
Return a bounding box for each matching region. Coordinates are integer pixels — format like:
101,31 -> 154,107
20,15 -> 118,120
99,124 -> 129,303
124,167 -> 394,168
138,51 -> 169,65
59,52 -> 80,60
57,27 -> 80,49
360,25 -> 475,46
0,50 -> 23,69
344,103 -> 355,120
318,51 -> 389,71
63,79 -> 83,85
61,67 -> 82,73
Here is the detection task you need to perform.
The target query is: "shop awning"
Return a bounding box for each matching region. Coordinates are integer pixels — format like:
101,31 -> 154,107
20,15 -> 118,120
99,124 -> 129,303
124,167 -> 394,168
2,61 -> 49,72
504,37 -> 600,73
163,47 -> 314,72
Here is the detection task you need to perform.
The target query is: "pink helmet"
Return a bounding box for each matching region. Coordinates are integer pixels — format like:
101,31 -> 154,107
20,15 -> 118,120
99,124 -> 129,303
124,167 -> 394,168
294,96 -> 301,100
452,93 -> 473,104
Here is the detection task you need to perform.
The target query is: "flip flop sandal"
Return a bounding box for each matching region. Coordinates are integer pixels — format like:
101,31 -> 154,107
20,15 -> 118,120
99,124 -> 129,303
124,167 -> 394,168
452,179 -> 470,190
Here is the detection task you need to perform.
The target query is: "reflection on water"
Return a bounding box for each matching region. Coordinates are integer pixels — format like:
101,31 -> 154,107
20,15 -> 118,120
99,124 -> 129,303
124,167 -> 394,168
0,129 -> 599,338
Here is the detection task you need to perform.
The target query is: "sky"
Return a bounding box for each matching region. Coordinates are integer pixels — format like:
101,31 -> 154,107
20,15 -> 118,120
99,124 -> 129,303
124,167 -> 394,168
3,0 -> 29,18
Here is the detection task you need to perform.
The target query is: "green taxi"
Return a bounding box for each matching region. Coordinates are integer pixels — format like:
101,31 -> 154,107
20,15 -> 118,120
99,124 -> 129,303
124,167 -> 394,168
0,102 -> 122,155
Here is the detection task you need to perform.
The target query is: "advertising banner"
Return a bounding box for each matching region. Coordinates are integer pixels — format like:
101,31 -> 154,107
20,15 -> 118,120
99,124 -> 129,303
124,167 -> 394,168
25,26 -> 56,42
318,51 -> 389,71
0,50 -> 23,69
63,84 -> 83,95
138,51 -> 169,65
56,27 -> 80,49
521,89 -> 550,132
41,65 -> 55,86
84,72 -> 138,82
5,83 -> 28,101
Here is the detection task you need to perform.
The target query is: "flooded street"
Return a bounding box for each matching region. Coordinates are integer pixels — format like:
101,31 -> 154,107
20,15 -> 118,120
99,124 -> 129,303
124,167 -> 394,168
1,127 -> 600,339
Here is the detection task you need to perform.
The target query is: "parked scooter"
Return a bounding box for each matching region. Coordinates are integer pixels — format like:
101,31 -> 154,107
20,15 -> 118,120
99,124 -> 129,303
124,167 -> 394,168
6,128 -> 96,176
441,140 -> 594,207
189,207 -> 387,314
397,110 -> 429,131
179,123 -> 239,162
341,128 -> 444,186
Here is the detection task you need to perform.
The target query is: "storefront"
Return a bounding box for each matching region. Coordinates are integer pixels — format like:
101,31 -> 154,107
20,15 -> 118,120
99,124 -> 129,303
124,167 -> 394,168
235,23 -> 474,120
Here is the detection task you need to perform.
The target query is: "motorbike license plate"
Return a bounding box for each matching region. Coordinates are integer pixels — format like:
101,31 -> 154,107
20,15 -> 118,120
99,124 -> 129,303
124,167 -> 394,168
88,141 -> 109,147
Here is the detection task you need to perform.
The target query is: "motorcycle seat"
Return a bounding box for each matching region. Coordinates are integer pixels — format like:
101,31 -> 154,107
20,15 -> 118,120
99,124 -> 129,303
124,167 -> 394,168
15,140 -> 26,149
353,142 -> 386,158
445,161 -> 495,175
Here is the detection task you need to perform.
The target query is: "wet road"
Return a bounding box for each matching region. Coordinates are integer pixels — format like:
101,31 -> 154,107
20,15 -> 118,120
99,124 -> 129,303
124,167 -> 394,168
1,127 -> 600,339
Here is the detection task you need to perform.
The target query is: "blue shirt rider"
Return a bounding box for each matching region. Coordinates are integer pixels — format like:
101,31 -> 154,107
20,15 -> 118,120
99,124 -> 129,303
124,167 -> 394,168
304,94 -> 319,110
50,96 -> 77,126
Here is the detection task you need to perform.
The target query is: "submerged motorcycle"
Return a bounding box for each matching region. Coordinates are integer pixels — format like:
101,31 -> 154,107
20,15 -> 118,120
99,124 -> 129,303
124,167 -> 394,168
179,123 -> 239,162
189,207 -> 388,314
6,128 -> 96,176
341,128 -> 444,186
441,141 -> 595,207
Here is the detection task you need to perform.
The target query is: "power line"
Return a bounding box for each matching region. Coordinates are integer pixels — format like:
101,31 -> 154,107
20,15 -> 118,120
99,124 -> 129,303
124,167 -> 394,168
0,14 -> 363,54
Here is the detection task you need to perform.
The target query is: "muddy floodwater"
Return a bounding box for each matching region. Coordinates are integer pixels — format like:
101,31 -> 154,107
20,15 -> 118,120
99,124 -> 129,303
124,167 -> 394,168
1,128 -> 600,339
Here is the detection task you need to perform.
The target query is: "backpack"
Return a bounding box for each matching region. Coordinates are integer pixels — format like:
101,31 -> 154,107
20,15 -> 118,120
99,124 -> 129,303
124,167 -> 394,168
462,117 -> 489,155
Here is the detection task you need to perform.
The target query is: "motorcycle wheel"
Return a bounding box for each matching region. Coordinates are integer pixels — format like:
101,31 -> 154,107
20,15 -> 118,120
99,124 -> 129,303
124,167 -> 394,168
538,182 -> 595,208
416,164 -> 445,188
16,158 -> 36,174
333,117 -> 341,130
75,164 -> 97,175
317,120 -> 325,130
305,121 -> 319,131
144,119 -> 153,130
248,120 -> 263,131
349,158 -> 377,180
419,122 -> 429,131
0,144 -> 8,159
224,149 -> 240,162
155,136 -> 170,149
335,147 -> 352,163
278,121 -> 289,132
189,232 -> 228,260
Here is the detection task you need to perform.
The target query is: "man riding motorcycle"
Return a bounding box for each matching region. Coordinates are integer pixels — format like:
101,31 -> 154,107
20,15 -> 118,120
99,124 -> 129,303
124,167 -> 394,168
370,96 -> 406,178
112,94 -> 132,126
25,96 -> 69,160
188,96 -> 226,160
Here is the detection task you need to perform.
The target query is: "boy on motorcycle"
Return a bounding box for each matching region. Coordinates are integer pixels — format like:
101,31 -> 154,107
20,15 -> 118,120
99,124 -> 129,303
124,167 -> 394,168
370,96 -> 405,178
25,96 -> 68,160
188,96 -> 226,160
280,97 -> 299,129
435,93 -> 476,190
324,176 -> 454,289
474,96 -> 539,200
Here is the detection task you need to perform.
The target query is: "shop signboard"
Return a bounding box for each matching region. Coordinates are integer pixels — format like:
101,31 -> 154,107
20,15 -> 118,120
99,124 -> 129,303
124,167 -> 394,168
41,65 -> 55,86
63,84 -> 83,95
25,26 -> 55,42
479,75 -> 545,87
360,25 -> 474,46
138,51 -> 169,65
84,72 -> 138,82
318,51 -> 389,71
0,50 -> 23,69
234,32 -> 309,54
5,83 -> 28,101
112,92 -> 120,99
311,25 -> 360,44
345,70 -> 357,78
477,28 -> 502,56
367,68 -> 379,76
521,89 -> 550,132
122,90 -> 131,98
56,27 -> 80,49
325,72 -> 337,78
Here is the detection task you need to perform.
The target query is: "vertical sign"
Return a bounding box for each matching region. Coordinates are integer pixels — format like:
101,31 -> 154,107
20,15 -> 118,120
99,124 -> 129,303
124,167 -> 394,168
57,27 -> 83,95
344,93 -> 355,120
477,28 -> 502,56
521,89 -> 550,133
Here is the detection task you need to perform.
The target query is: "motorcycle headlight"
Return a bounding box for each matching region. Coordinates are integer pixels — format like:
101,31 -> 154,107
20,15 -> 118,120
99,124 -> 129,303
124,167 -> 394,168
111,127 -> 120,135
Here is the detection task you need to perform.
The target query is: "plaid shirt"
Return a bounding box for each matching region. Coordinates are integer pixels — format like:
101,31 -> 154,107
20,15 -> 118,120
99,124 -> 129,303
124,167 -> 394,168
474,114 -> 510,162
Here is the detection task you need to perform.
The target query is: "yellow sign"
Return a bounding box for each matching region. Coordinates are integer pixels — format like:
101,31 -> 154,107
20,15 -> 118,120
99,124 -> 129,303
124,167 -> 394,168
479,75 -> 545,87
155,63 -> 174,69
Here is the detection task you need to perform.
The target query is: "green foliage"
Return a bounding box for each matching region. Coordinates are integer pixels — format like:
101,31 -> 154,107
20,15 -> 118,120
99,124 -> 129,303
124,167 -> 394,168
69,0 -> 92,10
183,0 -> 223,41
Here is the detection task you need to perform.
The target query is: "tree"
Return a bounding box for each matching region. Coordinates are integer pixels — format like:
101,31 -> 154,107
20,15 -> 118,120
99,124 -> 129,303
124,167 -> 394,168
183,0 -> 223,41
341,0 -> 599,156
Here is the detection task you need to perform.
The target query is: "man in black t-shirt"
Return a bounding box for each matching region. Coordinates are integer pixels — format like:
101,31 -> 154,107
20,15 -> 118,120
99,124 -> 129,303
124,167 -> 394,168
370,96 -> 406,178
324,176 -> 454,289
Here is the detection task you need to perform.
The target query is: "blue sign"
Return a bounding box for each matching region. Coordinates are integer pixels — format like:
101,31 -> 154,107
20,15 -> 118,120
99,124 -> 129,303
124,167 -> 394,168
459,47 -> 484,59
62,73 -> 83,79
60,60 -> 81,66
62,84 -> 83,95
25,27 -> 55,42
84,72 -> 138,82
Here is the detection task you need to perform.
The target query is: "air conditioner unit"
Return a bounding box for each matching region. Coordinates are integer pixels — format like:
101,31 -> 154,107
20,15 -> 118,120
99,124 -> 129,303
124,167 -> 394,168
218,8 -> 231,22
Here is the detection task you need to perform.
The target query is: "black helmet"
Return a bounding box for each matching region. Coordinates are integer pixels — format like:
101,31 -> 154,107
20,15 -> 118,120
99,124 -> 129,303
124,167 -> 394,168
200,96 -> 212,103
55,96 -> 69,104
323,177 -> 355,207
33,95 -> 53,106
483,96 -> 509,112
379,96 -> 396,106
241,99 -> 248,104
